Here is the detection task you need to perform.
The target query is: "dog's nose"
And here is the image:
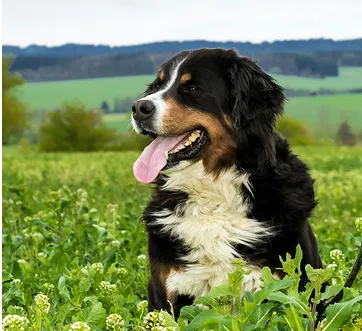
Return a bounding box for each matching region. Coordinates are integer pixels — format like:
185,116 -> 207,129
132,100 -> 155,121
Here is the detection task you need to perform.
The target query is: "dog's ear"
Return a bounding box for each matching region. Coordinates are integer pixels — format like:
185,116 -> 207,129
227,50 -> 285,173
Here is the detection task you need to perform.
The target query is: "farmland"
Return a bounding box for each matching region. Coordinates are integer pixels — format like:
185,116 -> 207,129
101,93 -> 362,137
17,67 -> 362,139
18,67 -> 362,111
2,147 -> 362,330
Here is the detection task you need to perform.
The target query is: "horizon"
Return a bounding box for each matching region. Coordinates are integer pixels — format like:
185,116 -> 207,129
3,36 -> 362,49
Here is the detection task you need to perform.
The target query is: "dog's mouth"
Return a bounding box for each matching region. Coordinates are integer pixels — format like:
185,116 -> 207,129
133,129 -> 208,184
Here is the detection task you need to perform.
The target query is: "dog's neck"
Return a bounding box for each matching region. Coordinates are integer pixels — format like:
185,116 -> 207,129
160,160 -> 252,199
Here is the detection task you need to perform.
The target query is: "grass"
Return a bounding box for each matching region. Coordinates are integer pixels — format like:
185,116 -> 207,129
284,93 -> 362,136
18,75 -> 152,110
273,67 -> 362,91
102,93 -> 362,138
18,67 -> 362,111
2,147 -> 362,330
103,114 -> 132,132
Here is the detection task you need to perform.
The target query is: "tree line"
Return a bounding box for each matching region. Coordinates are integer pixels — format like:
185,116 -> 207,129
8,51 -> 358,82
3,38 -> 362,57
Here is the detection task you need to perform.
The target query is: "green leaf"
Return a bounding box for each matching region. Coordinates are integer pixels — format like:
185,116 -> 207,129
260,267 -> 278,286
160,310 -> 180,330
194,284 -> 234,308
285,306 -> 306,331
179,305 -> 204,322
84,296 -> 106,327
321,283 -> 344,301
184,310 -> 224,331
305,264 -> 333,287
58,276 -> 71,302
267,291 -> 310,316
322,295 -> 362,331
255,276 -> 294,303
295,245 -> 303,272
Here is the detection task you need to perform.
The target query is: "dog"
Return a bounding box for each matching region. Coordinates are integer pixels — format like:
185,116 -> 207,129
131,48 -> 322,319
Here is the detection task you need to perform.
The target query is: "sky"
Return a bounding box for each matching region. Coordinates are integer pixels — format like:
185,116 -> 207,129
2,0 -> 362,47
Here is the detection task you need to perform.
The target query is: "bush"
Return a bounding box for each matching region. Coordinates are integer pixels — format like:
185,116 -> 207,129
2,57 -> 29,144
337,121 -> 357,146
38,101 -> 117,152
105,131 -> 151,152
276,116 -> 314,146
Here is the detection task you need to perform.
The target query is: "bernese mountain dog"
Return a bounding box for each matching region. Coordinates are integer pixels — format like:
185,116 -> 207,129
131,48 -> 322,319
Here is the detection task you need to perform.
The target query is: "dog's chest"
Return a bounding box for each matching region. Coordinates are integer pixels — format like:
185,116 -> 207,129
151,162 -> 268,298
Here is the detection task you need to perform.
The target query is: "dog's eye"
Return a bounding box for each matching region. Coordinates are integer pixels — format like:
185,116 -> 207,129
183,85 -> 199,93
153,83 -> 160,91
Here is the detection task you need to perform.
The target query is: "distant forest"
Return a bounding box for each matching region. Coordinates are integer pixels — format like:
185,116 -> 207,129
3,39 -> 362,82
4,38 -> 362,57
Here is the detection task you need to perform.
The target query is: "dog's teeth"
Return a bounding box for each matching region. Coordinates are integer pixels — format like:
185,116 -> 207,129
165,151 -> 168,160
185,141 -> 191,146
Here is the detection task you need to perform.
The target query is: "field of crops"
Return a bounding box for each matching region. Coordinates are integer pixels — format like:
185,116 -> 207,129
2,146 -> 362,330
18,67 -> 362,111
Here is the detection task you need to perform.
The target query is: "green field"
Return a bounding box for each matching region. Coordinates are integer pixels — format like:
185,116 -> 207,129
19,75 -> 152,110
18,67 -> 362,111
102,93 -> 362,137
285,93 -> 362,136
273,66 -> 362,91
2,147 -> 362,329
103,114 -> 132,132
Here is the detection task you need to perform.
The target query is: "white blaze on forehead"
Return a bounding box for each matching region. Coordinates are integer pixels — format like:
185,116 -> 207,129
138,57 -> 187,132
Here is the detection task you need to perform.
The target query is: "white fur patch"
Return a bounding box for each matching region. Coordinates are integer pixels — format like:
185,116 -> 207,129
151,161 -> 273,298
138,57 -> 187,133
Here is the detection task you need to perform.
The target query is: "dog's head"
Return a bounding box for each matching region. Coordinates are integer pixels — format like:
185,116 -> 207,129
132,48 -> 285,183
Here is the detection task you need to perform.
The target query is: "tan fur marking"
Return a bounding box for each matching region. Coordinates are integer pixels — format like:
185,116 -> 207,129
180,73 -> 192,84
156,264 -> 179,303
161,98 -> 236,174
158,71 -> 165,81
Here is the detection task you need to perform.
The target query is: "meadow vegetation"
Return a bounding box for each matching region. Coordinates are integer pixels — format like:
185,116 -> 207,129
2,147 -> 362,330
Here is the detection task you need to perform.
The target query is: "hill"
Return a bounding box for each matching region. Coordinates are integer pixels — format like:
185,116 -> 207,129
3,38 -> 362,57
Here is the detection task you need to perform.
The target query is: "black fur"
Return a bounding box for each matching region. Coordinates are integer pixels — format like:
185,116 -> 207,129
135,48 -> 322,319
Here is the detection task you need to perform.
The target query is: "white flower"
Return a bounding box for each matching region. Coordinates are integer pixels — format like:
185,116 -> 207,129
117,268 -> 128,277
70,321 -> 91,331
2,314 -> 29,331
12,279 -> 22,286
330,249 -> 344,262
326,263 -> 338,271
106,314 -> 125,330
142,311 -> 166,329
91,262 -> 104,274
34,293 -> 50,314
137,255 -> 147,263
137,300 -> 148,311
44,283 -> 55,293
98,281 -> 117,296
355,217 -> 362,234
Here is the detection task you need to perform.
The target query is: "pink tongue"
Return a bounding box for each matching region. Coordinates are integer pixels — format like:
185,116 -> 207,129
133,133 -> 189,184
